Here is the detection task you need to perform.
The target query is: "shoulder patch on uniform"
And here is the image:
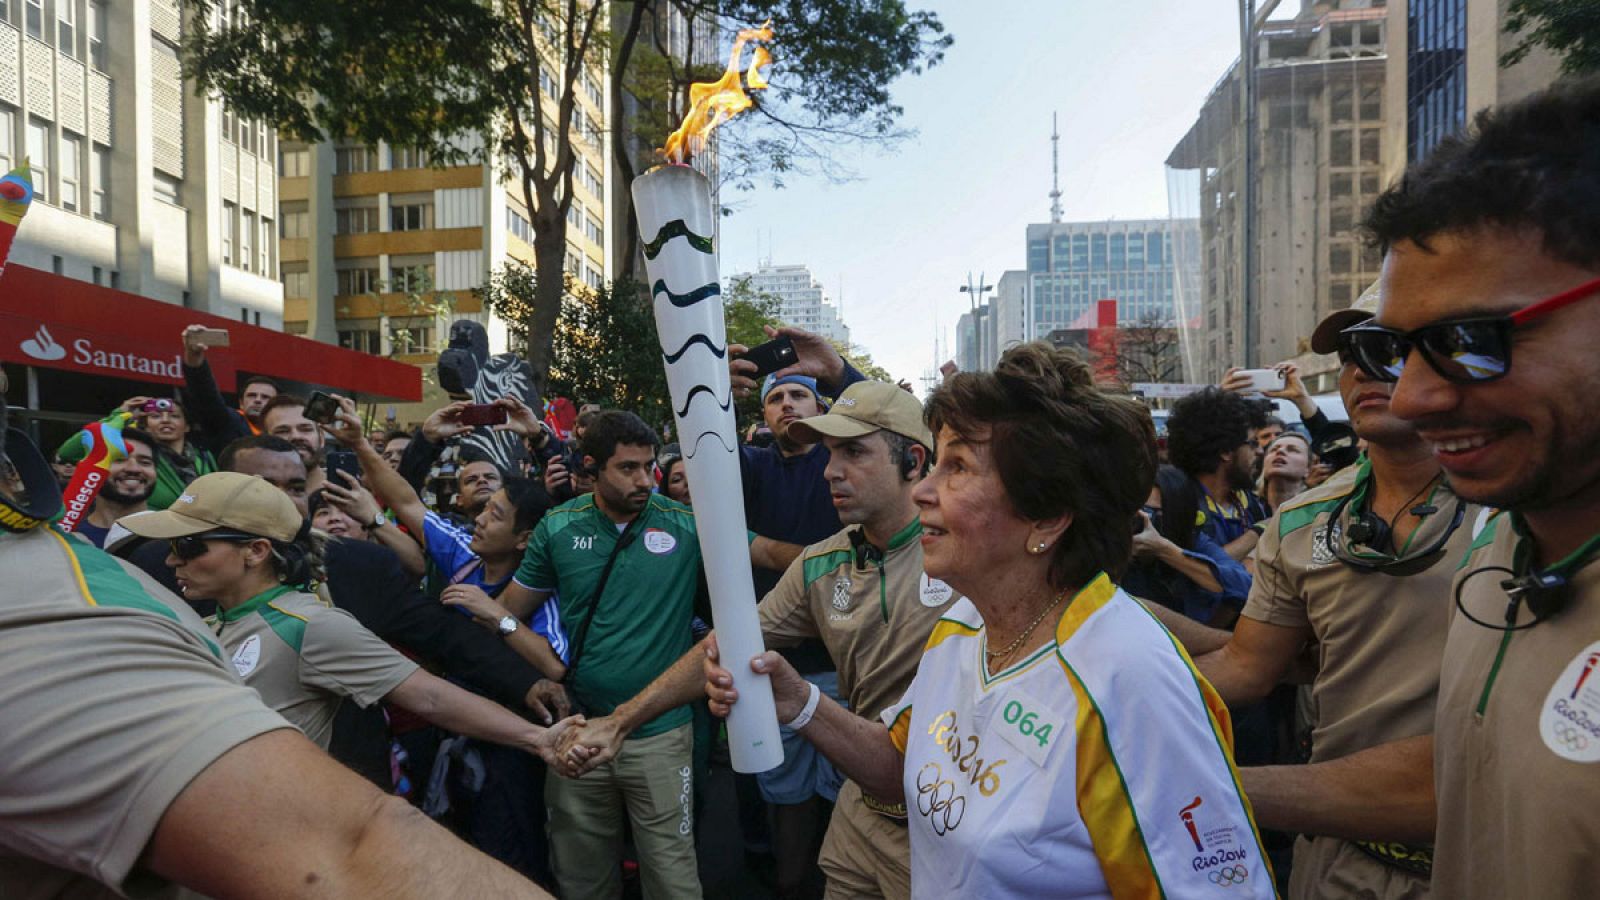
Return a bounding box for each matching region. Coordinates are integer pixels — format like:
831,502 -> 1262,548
802,549 -> 853,588
260,602 -> 309,653
1277,494 -> 1346,539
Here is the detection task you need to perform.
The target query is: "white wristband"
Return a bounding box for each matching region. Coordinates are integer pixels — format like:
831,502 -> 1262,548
785,681 -> 822,730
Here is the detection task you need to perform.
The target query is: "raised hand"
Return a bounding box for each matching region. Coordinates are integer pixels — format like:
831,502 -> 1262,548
421,400 -> 476,444
730,324 -> 846,398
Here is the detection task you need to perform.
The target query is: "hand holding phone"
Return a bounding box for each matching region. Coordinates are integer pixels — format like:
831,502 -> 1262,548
1235,368 -> 1286,396
304,390 -> 341,425
191,328 -> 230,348
455,404 -> 508,427
325,448 -> 363,484
737,336 -> 798,381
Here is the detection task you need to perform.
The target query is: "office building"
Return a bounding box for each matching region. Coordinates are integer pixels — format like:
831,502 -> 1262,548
1,0 -> 282,323
1167,0 -> 1389,380
729,263 -> 850,346
1383,0 -> 1561,183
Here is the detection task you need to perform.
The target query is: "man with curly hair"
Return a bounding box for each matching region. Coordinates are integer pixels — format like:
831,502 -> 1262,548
1346,75 -> 1600,898
1165,387 -> 1271,615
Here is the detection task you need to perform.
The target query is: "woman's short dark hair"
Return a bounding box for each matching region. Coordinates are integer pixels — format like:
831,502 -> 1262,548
925,342 -> 1157,590
580,411 -> 660,470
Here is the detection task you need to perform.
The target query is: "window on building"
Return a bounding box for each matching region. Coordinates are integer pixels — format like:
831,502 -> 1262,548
0,107 -> 13,172
1360,23 -> 1382,45
240,116 -> 256,155
584,71 -> 603,105
566,202 -> 583,229
1329,243 -> 1353,274
390,146 -> 428,169
1360,172 -> 1379,196
219,105 -> 235,145
1329,172 -> 1353,200
221,201 -> 236,264
389,318 -> 434,353
88,1 -> 106,70
280,202 -> 308,239
1330,129 -> 1353,167
279,145 -> 309,177
1359,84 -> 1382,121
24,0 -> 41,40
1329,85 -> 1353,123
90,143 -> 109,219
25,119 -> 48,202
1330,282 -> 1354,308
1330,24 -> 1353,48
583,263 -> 602,290
1359,128 -> 1381,166
57,0 -> 76,57
389,200 -> 433,232
389,256 -> 434,293
335,202 -> 379,234
153,171 -> 180,205
506,207 -> 533,243
585,212 -> 603,244
336,262 -> 381,295
586,163 -> 602,195
338,328 -> 382,354
281,263 -> 309,298
334,145 -> 375,174
240,210 -> 255,272
58,132 -> 80,212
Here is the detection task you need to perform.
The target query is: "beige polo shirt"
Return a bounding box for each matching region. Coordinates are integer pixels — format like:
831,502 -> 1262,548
0,527 -> 290,899
758,517 -> 962,722
1432,512 -> 1600,899
211,586 -> 418,749
1244,461 -> 1479,899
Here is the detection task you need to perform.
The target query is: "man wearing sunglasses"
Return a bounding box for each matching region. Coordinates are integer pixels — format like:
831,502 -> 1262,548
1350,77 -> 1600,900
1145,286 -> 1484,900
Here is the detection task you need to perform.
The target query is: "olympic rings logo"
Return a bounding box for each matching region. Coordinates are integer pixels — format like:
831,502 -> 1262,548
1554,722 -> 1591,752
915,762 -> 966,835
1208,865 -> 1250,886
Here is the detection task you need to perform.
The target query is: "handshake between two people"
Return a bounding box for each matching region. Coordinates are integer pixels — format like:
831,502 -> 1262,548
547,634 -> 815,778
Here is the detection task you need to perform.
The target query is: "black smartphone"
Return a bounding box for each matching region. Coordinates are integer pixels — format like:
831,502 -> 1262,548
739,336 -> 798,380
304,390 -> 340,425
325,448 -> 362,484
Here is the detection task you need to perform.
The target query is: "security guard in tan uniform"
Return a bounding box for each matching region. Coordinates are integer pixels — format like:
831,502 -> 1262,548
1353,78 -> 1600,900
1148,292 -> 1480,899
556,381 -> 957,899
119,472 -> 578,762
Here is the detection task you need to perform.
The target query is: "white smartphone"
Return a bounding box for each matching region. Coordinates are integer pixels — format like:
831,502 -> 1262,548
1237,368 -> 1285,395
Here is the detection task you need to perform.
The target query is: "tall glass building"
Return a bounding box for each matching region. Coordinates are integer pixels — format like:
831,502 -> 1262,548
1406,0 -> 1467,162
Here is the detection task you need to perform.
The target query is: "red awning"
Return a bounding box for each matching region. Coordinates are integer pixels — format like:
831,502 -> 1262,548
0,264 -> 420,401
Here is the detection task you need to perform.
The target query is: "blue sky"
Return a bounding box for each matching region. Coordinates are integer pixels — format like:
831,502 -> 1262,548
717,0 -> 1244,385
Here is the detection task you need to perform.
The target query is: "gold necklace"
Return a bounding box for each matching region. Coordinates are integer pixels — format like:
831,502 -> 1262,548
985,587 -> 1068,662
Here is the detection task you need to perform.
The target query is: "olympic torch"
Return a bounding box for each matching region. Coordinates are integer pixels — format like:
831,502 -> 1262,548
632,23 -> 782,773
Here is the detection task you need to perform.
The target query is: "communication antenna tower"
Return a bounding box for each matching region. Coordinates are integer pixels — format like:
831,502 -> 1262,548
1049,112 -> 1063,224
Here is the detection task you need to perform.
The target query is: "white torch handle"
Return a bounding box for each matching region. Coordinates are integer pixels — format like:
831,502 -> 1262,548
633,165 -> 784,774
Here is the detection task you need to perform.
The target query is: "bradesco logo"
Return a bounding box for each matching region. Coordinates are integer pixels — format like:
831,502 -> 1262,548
18,323 -> 181,378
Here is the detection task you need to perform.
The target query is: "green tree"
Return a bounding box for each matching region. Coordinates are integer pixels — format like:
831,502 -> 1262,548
184,0 -> 611,393
610,0 -> 953,280
1504,0 -> 1600,74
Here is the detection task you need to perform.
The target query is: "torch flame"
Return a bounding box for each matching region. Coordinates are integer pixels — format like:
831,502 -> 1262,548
661,21 -> 774,165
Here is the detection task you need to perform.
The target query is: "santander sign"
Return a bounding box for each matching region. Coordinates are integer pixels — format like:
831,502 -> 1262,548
16,323 -> 182,380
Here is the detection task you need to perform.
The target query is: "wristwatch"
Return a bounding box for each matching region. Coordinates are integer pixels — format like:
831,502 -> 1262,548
371,512 -> 388,528
497,615 -> 520,636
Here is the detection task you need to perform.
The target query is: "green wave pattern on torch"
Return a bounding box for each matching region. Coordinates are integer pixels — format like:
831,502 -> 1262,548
642,219 -> 715,259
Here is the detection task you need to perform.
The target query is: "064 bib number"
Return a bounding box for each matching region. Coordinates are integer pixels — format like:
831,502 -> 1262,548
997,690 -> 1060,767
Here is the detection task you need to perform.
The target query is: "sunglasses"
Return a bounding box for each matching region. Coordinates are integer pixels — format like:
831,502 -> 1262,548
1339,274 -> 1600,384
169,531 -> 264,561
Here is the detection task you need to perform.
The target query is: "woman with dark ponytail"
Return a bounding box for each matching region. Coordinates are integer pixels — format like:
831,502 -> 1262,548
119,472 -> 584,765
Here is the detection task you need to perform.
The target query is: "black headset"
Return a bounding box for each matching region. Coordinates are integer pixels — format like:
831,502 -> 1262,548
1324,489 -> 1466,574
1454,530 -> 1600,631
849,528 -> 884,569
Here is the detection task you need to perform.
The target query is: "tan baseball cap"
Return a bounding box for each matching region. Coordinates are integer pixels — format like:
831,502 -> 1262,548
1310,281 -> 1382,354
787,381 -> 933,449
118,472 -> 304,543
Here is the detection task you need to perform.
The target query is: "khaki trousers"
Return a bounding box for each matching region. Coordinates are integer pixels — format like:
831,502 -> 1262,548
546,723 -> 702,900
819,780 -> 912,900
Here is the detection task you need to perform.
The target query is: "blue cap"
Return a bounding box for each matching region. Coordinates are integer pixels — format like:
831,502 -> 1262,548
761,373 -> 819,402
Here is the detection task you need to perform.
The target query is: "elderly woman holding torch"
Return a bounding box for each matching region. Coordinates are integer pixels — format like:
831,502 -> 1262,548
706,343 -> 1275,899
